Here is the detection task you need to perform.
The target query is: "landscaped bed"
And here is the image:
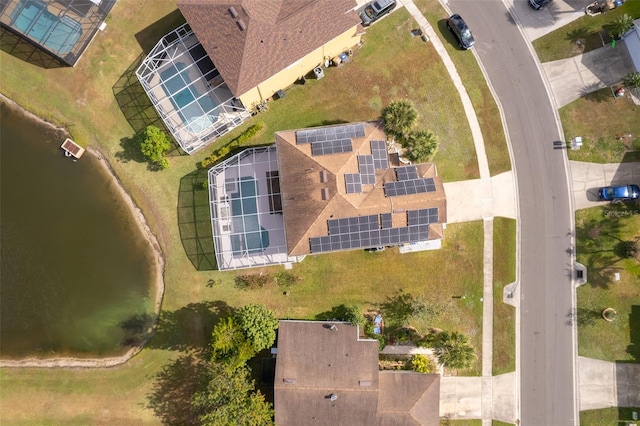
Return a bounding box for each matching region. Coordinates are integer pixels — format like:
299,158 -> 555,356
575,204 -> 640,362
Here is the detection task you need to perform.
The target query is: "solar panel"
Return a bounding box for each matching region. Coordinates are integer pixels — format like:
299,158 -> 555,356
345,173 -> 362,194
383,178 -> 437,197
380,213 -> 392,229
297,124 -> 365,144
407,208 -> 439,226
395,166 -> 419,181
357,155 -> 376,185
370,140 -> 389,170
311,139 -> 353,156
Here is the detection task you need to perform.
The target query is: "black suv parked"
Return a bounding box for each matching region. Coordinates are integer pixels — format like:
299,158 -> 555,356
446,14 -> 475,50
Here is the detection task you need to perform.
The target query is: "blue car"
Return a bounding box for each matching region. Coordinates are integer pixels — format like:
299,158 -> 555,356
598,184 -> 640,201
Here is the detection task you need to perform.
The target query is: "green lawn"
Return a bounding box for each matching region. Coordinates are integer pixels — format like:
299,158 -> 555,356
533,1 -> 640,63
492,421 -> 515,426
0,1 -> 492,422
580,407 -> 640,426
560,88 -> 640,163
575,204 -> 640,362
492,218 -> 517,375
416,0 -> 511,177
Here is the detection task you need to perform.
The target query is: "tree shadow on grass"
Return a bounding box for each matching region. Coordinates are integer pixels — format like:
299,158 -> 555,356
146,301 -> 235,352
178,169 -> 217,271
626,305 -> 640,361
147,352 -> 209,426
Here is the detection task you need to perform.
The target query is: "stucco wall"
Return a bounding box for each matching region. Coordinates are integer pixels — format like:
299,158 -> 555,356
237,26 -> 362,108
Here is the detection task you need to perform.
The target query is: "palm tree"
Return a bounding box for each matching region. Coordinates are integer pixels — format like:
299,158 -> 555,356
404,130 -> 438,162
381,100 -> 417,140
623,72 -> 640,90
434,331 -> 476,370
608,14 -> 633,39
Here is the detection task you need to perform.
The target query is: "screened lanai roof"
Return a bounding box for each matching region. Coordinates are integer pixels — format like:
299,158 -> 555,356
0,0 -> 117,65
136,23 -> 250,154
208,146 -> 297,270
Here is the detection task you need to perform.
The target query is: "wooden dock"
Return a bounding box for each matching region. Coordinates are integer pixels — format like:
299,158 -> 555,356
61,138 -> 85,159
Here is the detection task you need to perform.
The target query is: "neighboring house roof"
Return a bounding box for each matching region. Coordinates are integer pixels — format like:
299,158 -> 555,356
274,320 -> 440,426
177,0 -> 361,97
275,121 -> 447,256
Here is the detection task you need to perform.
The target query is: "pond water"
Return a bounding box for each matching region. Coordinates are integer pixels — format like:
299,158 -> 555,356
0,101 -> 157,358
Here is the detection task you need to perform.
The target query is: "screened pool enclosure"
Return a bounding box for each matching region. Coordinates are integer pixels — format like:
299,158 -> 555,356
0,0 -> 116,65
136,23 -> 250,154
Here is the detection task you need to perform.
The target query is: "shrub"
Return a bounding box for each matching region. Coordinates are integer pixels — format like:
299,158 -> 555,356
140,125 -> 171,169
234,273 -> 272,290
409,354 -> 434,373
273,270 -> 297,288
198,123 -> 264,169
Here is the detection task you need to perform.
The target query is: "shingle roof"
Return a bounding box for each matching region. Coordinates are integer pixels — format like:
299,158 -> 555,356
275,122 -> 447,256
274,321 -> 440,426
177,0 -> 361,97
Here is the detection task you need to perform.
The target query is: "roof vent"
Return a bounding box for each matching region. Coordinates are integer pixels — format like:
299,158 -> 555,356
320,170 -> 328,183
321,187 -> 329,200
237,19 -> 246,31
229,6 -> 238,17
283,378 -> 296,384
359,380 -> 372,387
329,393 -> 338,401
329,324 -> 338,331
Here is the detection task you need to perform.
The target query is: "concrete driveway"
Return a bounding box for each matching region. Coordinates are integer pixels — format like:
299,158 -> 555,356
503,0 -> 590,41
543,42 -> 637,107
569,161 -> 640,210
579,356 -> 640,411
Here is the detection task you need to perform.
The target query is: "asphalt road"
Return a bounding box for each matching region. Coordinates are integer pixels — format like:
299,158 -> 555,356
447,1 -> 578,424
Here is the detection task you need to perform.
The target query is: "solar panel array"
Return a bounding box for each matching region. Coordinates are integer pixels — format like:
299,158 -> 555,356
384,178 -> 437,197
295,123 -> 366,144
309,225 -> 429,253
345,173 -> 362,194
370,140 -> 389,170
308,208 -> 440,253
328,215 -> 379,235
357,155 -> 376,184
311,139 -> 353,156
407,208 -> 439,226
395,165 -> 419,181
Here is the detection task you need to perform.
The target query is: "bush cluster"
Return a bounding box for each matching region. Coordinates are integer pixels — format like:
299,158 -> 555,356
234,270 -> 297,290
199,123 -> 264,168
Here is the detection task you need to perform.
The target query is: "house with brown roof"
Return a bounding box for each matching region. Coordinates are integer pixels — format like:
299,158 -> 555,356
136,0 -> 363,153
274,320 -> 441,425
206,121 -> 447,270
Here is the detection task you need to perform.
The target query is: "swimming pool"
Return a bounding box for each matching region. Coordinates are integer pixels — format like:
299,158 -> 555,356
10,0 -> 82,56
228,177 -> 270,255
160,62 -> 219,133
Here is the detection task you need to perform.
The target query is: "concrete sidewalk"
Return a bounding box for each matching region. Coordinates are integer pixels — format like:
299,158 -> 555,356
543,42 -> 637,108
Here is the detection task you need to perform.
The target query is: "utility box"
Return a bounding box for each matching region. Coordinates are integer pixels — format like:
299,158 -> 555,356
571,137 -> 582,150
313,66 -> 324,80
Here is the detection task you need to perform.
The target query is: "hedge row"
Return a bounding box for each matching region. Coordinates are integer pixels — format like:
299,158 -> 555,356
199,122 -> 264,168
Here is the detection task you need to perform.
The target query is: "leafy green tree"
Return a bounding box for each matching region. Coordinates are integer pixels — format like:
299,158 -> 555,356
140,125 -> 171,169
211,317 -> 251,360
193,364 -> 274,426
409,354 -> 434,373
434,331 -> 475,370
381,100 -> 417,139
403,130 -> 438,162
378,291 -> 437,327
235,304 -> 279,353
608,13 -> 633,39
623,72 -> 640,90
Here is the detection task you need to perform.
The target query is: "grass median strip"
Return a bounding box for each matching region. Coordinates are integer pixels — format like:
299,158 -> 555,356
492,217 -> 517,375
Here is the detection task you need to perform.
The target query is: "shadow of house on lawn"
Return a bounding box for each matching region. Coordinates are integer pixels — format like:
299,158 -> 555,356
0,26 -> 65,69
178,169 -> 217,271
134,9 -> 185,53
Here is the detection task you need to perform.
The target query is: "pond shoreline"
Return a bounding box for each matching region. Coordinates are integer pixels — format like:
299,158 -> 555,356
0,94 -> 166,369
